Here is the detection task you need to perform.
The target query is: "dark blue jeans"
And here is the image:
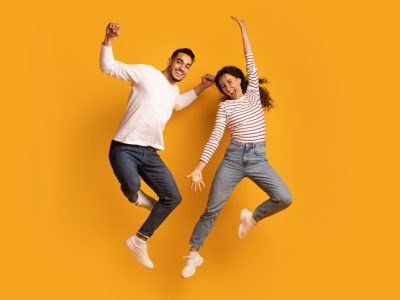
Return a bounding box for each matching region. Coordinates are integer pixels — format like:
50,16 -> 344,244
109,140 -> 182,238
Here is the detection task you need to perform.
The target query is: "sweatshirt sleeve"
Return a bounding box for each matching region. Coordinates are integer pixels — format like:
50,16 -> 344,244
174,89 -> 197,111
100,45 -> 141,83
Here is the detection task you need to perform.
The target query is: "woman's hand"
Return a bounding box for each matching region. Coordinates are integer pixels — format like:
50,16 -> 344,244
231,16 -> 246,29
185,169 -> 206,192
231,16 -> 252,54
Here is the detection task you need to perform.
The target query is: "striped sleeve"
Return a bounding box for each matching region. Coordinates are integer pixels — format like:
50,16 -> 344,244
199,104 -> 227,164
245,53 -> 260,103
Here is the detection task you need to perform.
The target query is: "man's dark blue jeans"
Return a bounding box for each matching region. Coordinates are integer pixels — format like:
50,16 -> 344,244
109,140 -> 182,238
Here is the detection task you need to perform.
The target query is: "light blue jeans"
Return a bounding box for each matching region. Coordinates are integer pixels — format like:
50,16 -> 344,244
190,140 -> 292,249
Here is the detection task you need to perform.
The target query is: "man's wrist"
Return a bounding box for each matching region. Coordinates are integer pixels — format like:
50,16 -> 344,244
201,81 -> 211,90
103,37 -> 113,46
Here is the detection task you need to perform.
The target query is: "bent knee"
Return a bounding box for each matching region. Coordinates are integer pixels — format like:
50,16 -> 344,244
281,194 -> 293,207
174,194 -> 183,206
275,192 -> 293,208
160,192 -> 182,207
122,182 -> 140,203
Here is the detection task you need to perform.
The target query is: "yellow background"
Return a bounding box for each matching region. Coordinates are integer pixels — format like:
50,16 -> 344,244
2,0 -> 399,299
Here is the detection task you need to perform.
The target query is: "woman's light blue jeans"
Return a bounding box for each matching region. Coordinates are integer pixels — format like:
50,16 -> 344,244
190,140 -> 292,249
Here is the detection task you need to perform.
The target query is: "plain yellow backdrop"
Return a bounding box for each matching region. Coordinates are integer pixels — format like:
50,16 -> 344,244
2,0 -> 399,299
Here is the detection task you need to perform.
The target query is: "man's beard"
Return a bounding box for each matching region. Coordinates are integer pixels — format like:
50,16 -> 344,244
169,69 -> 184,82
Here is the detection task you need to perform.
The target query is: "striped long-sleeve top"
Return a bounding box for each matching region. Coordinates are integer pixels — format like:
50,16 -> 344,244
199,53 -> 265,164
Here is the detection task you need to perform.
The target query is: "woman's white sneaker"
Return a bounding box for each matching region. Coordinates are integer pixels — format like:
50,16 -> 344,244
181,252 -> 204,278
238,208 -> 256,240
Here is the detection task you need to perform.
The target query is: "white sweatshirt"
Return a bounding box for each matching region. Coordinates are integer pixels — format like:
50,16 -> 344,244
100,45 -> 197,150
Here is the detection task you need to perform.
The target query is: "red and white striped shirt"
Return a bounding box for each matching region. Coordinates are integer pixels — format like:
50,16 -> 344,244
200,53 -> 265,164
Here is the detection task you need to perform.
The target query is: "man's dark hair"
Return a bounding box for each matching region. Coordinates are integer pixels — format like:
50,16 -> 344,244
171,48 -> 195,63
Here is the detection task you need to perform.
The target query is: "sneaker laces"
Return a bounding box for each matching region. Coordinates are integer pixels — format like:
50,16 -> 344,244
182,256 -> 198,269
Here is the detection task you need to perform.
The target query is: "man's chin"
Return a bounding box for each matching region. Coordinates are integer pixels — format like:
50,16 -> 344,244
172,76 -> 184,82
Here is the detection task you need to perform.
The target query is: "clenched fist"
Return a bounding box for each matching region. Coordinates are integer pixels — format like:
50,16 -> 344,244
106,23 -> 120,38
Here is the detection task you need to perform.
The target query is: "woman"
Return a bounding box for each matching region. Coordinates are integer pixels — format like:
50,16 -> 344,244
181,17 -> 292,278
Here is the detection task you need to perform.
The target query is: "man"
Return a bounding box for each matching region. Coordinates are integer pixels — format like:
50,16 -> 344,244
100,23 -> 214,269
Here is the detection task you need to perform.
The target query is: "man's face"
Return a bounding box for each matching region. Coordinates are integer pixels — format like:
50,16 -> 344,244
167,53 -> 193,82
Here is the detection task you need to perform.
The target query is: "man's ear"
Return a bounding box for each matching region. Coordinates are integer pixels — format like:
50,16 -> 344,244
167,58 -> 172,66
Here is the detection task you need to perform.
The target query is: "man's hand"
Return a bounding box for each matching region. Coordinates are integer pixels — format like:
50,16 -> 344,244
194,73 -> 214,95
201,73 -> 215,88
103,23 -> 120,46
106,23 -> 120,38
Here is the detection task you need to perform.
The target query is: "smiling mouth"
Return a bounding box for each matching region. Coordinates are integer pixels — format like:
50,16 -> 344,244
175,70 -> 184,77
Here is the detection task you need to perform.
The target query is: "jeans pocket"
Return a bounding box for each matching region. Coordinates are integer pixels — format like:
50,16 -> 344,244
254,147 -> 266,156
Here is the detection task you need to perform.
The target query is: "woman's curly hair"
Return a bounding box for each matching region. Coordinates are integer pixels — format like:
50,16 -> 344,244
215,66 -> 273,110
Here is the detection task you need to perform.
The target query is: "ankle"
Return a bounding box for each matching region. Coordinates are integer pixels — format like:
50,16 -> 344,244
135,233 -> 148,242
189,251 -> 200,257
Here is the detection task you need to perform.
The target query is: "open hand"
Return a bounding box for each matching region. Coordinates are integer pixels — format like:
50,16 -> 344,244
185,169 -> 206,192
231,16 -> 246,28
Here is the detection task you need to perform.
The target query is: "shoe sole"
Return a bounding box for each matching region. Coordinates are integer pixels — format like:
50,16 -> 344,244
134,201 -> 156,210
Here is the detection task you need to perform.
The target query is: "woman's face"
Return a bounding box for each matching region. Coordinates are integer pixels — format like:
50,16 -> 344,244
218,73 -> 244,99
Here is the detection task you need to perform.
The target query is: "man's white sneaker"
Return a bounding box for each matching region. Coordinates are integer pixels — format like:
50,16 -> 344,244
125,236 -> 154,269
238,208 -> 256,240
181,252 -> 204,278
134,190 -> 157,210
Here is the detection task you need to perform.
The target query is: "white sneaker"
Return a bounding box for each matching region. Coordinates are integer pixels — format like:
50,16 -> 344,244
134,190 -> 157,210
125,236 -> 154,269
238,208 -> 256,240
181,252 -> 204,278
